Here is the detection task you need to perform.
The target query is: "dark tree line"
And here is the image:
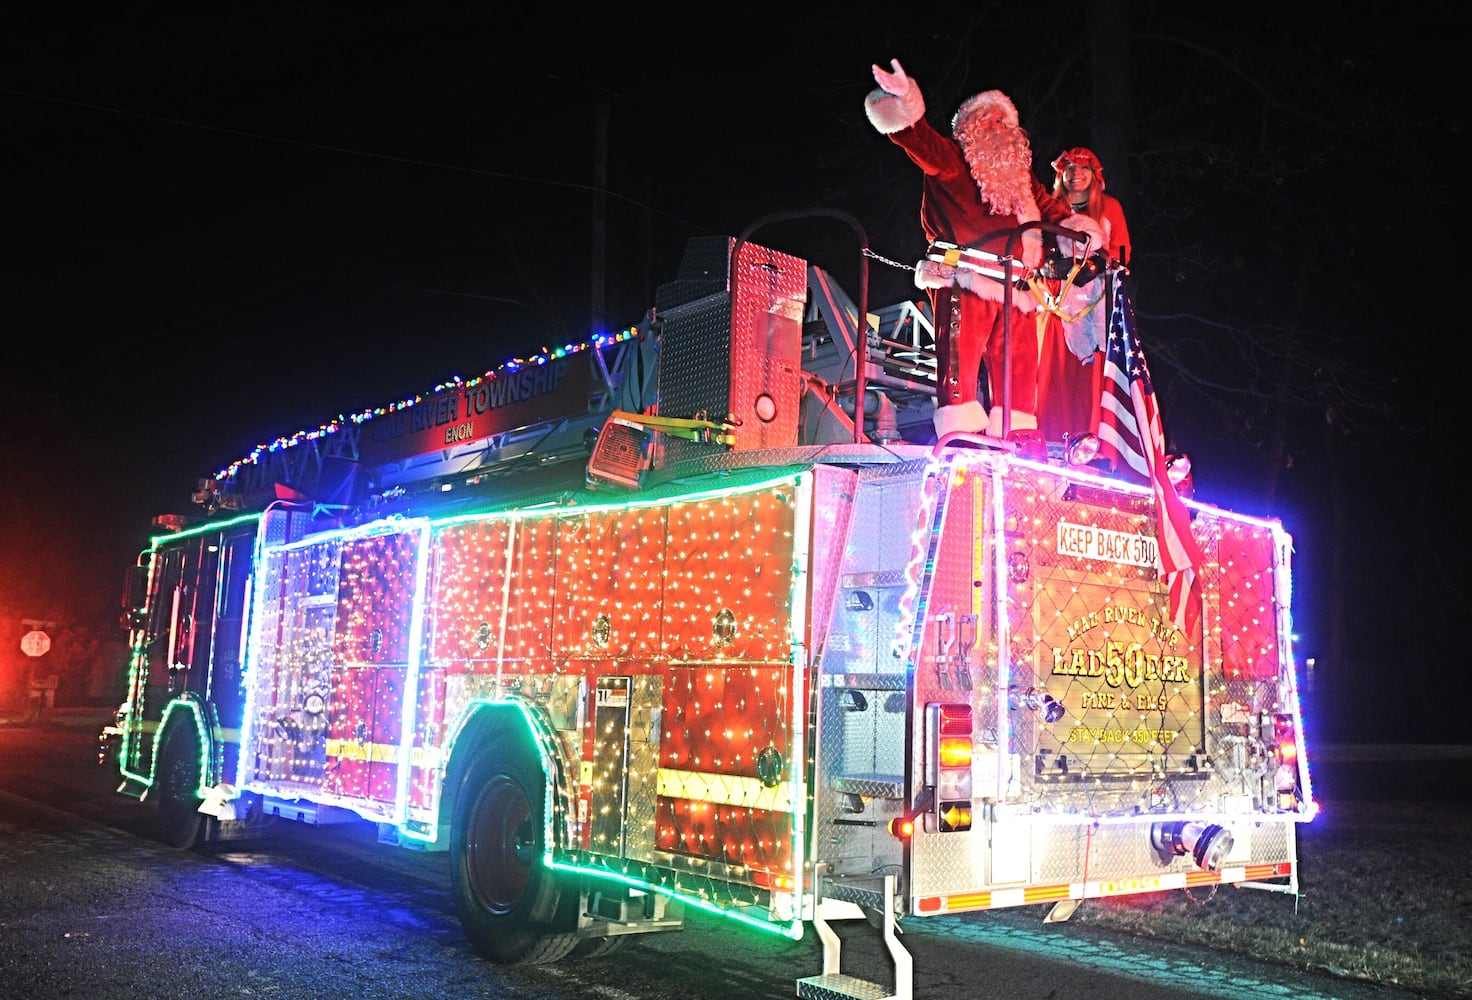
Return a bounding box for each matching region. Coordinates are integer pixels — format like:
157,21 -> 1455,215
1038,3 -> 1452,740
791,1 -> 1455,739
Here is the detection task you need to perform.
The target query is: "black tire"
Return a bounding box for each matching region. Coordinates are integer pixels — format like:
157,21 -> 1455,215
156,729 -> 206,851
450,739 -> 578,964
569,935 -> 632,960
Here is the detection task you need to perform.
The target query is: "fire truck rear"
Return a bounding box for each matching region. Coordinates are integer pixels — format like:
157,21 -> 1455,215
106,231 -> 1315,999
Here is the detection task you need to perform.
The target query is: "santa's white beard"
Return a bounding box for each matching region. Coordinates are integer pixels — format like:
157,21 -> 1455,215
955,121 -> 1043,264
955,121 -> 1036,217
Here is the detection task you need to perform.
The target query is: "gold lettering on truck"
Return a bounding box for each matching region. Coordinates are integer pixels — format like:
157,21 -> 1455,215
1031,571 -> 1205,770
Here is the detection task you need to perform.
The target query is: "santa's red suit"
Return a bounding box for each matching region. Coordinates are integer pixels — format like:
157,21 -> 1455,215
865,60 -> 1078,439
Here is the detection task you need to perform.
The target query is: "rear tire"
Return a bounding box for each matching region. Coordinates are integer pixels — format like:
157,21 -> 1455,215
156,730 -> 206,851
450,739 -> 578,964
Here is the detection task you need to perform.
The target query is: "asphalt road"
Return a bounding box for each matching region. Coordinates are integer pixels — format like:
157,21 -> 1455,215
0,710 -> 1458,1000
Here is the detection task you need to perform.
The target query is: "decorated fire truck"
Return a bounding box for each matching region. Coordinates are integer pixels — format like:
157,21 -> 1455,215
105,228 -> 1315,999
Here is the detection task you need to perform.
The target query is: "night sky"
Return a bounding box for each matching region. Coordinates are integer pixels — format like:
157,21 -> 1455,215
0,3 -> 1459,739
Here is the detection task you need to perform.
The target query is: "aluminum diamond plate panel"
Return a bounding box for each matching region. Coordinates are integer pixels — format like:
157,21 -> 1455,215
1030,816 -> 1294,883
657,238 -> 806,466
811,463 -> 930,878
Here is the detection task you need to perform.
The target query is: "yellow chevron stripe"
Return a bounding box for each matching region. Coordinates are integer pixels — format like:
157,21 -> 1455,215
656,767 -> 794,812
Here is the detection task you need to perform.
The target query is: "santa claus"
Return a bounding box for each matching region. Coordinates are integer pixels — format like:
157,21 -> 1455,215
865,58 -> 1100,440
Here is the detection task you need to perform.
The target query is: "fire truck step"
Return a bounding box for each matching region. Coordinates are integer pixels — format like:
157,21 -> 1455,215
831,773 -> 904,799
818,875 -> 888,912
796,972 -> 895,1000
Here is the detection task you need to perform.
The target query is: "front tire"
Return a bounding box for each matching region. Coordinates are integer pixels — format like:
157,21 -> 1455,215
450,739 -> 577,964
155,730 -> 206,851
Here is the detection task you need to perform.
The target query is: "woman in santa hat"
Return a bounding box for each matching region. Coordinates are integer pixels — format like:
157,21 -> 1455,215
1051,147 -> 1131,268
1031,146 -> 1133,448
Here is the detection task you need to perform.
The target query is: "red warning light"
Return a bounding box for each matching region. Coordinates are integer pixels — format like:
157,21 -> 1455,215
937,703 -> 973,735
1274,715 -> 1299,764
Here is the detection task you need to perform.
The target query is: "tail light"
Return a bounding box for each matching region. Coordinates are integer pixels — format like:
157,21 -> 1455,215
883,706 -> 977,842
889,703 -> 975,839
1273,714 -> 1300,809
931,703 -> 974,833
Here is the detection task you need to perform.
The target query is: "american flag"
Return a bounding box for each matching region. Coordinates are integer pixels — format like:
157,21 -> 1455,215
1096,270 -> 1204,636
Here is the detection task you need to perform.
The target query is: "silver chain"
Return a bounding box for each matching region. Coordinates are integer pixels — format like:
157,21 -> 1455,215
862,247 -> 918,272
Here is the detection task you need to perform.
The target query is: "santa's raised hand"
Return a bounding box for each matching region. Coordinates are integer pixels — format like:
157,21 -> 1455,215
871,58 -> 913,98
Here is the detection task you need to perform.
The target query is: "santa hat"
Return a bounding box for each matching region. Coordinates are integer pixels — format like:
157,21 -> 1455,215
950,90 -> 1019,135
1051,147 -> 1106,190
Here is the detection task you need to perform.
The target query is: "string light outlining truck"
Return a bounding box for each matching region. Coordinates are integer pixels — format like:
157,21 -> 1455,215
103,227 -> 1315,1000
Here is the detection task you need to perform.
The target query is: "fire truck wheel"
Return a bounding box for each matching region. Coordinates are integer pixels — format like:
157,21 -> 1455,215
450,741 -> 578,965
569,936 -> 632,959
156,729 -> 205,851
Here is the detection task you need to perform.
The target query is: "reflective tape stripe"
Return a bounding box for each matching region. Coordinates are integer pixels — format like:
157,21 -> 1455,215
657,767 -> 794,812
927,240 -> 1033,282
919,862 -> 1293,914
325,739 -> 403,764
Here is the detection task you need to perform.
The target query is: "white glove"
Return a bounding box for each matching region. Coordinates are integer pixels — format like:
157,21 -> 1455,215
866,57 -> 925,134
914,258 -> 957,290
1060,213 -> 1107,257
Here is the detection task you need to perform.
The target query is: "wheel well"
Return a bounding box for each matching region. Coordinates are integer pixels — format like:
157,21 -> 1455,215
440,703 -> 561,844
153,699 -> 210,794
